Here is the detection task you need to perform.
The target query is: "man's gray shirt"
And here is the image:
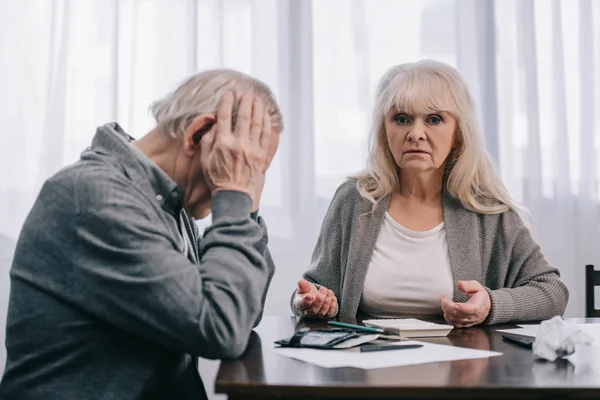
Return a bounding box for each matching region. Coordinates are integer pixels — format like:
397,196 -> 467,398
0,123 -> 275,399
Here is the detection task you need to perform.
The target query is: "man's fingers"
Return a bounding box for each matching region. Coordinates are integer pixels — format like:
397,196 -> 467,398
199,123 -> 217,160
217,91 -> 234,135
234,91 -> 254,137
249,98 -> 264,142
260,112 -> 272,152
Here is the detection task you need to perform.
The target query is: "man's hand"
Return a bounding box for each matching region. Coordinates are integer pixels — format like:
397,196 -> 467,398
293,279 -> 338,318
250,107 -> 277,212
440,281 -> 491,328
201,91 -> 272,206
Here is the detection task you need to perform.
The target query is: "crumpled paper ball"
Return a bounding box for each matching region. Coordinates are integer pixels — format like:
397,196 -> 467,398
533,316 -> 594,362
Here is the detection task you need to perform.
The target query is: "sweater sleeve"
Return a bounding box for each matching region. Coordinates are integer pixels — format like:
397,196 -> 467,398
484,212 -> 569,325
289,181 -> 356,318
72,186 -> 270,359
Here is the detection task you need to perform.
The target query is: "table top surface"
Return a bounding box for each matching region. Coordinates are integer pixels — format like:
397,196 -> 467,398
215,316 -> 600,398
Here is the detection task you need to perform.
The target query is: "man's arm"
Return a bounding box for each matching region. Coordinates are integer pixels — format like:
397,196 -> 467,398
72,186 -> 268,360
250,211 -> 275,327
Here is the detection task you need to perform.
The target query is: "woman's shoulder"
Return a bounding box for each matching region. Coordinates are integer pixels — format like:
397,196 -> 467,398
473,205 -> 531,235
327,179 -> 366,213
445,193 -> 530,232
480,205 -> 529,226
333,179 -> 360,200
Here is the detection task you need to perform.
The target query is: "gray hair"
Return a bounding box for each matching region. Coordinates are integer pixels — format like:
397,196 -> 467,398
355,59 -> 517,215
149,69 -> 284,137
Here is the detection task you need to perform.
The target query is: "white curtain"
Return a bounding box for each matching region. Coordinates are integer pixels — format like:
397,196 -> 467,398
492,0 -> 600,320
1,0 -> 599,382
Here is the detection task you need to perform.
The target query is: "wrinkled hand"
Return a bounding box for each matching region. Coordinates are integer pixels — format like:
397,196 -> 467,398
440,281 -> 491,328
293,279 -> 338,318
250,114 -> 278,212
201,91 -> 272,205
250,148 -> 274,212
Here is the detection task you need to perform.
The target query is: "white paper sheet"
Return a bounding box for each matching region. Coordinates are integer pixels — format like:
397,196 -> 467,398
496,326 -> 542,338
272,340 -> 502,369
497,323 -> 600,344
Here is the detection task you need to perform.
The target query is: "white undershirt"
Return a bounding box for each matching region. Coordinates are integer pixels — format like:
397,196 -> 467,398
359,212 -> 454,318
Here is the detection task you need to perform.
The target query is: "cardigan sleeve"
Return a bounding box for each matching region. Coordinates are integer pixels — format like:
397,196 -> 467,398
484,211 -> 569,325
289,181 -> 356,318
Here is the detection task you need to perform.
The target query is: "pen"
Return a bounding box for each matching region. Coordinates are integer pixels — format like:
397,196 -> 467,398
502,334 -> 533,349
328,321 -> 400,336
360,344 -> 424,352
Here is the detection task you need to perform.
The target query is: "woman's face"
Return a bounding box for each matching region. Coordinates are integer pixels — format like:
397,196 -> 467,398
384,109 -> 457,174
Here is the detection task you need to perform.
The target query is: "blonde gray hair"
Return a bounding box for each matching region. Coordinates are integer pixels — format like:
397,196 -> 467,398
355,59 -> 515,215
150,69 -> 283,137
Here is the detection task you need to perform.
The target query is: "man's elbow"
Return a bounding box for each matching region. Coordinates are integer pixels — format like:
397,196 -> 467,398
193,317 -> 254,359
207,337 -> 248,360
253,310 -> 265,328
202,333 -> 250,359
221,337 -> 250,359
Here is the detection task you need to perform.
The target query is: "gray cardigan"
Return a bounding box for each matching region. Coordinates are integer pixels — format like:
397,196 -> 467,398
291,180 -> 569,325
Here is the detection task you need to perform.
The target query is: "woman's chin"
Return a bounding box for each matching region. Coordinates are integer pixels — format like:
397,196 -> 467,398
399,161 -> 435,172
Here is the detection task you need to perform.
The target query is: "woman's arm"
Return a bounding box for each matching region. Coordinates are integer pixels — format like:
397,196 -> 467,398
484,214 -> 569,325
289,181 -> 356,318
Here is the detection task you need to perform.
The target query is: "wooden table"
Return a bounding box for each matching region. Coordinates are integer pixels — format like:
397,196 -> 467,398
215,316 -> 600,399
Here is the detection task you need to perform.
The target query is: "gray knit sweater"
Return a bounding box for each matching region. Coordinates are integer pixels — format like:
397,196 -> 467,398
291,180 -> 569,325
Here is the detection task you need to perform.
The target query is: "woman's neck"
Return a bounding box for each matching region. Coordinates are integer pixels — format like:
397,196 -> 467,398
397,168 -> 444,204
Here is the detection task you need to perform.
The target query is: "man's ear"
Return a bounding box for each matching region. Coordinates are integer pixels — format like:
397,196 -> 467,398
182,114 -> 216,157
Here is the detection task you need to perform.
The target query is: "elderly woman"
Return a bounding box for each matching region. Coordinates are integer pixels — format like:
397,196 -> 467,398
291,60 -> 568,327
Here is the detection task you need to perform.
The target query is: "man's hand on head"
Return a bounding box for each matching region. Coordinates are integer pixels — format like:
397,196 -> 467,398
200,91 -> 272,207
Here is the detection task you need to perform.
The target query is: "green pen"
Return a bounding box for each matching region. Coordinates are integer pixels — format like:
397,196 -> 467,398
328,321 -> 402,337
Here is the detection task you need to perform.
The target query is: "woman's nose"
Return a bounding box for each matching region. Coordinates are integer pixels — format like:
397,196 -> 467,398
407,122 -> 426,141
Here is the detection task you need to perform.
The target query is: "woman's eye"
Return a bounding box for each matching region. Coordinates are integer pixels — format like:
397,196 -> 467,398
427,115 -> 443,125
394,115 -> 410,124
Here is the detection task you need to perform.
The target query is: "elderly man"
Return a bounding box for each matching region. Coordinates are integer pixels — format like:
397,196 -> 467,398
0,69 -> 283,400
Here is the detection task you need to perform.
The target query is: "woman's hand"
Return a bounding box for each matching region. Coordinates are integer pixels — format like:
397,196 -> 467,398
293,279 -> 338,318
440,280 -> 491,328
